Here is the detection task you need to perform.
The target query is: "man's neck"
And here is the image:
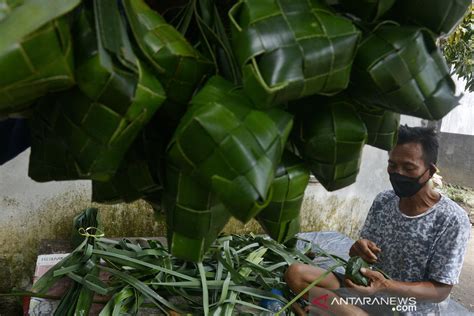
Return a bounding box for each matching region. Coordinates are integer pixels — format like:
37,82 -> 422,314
399,186 -> 441,217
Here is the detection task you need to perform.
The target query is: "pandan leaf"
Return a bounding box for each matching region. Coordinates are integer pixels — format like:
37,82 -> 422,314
394,0 -> 471,35
167,76 -> 293,222
229,0 -> 360,108
123,0 -> 212,104
0,0 -> 80,115
162,163 -> 232,262
292,96 -> 367,191
257,152 -> 310,243
345,256 -> 370,286
351,25 -> 460,120
338,0 -> 395,22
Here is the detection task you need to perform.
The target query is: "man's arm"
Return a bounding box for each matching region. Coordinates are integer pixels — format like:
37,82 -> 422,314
385,278 -> 452,302
346,268 -> 453,303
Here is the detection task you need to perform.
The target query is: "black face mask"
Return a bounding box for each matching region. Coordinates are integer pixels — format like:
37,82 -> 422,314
389,169 -> 431,198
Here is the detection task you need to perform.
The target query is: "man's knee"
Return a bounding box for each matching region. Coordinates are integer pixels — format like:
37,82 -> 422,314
284,263 -> 307,284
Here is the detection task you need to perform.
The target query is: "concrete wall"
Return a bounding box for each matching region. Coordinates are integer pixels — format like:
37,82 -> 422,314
437,78 -> 474,188
438,132 -> 474,188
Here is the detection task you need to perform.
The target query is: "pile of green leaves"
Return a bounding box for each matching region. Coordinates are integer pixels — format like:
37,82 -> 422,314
22,208 -> 352,315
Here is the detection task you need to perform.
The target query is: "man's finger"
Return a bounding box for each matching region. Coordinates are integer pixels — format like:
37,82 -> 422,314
360,243 -> 378,261
345,279 -> 368,293
368,242 -> 381,253
360,267 -> 381,279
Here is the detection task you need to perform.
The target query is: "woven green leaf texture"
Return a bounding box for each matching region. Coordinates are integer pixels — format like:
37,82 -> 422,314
351,25 -> 460,120
92,119 -> 164,204
123,0 -> 212,104
163,163 -> 232,262
293,97 -> 367,191
339,0 -> 395,22
167,76 -> 293,223
354,99 -> 399,151
29,59 -> 165,182
31,0 -> 167,182
229,0 -> 360,108
256,152 -> 310,243
0,0 -> 80,115
395,0 -> 471,35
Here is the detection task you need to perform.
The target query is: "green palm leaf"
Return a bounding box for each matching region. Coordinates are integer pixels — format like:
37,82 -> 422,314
229,0 -> 360,108
351,24 -> 460,120
123,0 -> 212,104
293,97 -> 367,191
256,152 -> 310,243
338,0 -> 395,22
394,0 -> 471,35
163,163 -> 232,262
0,0 -> 80,115
353,99 -> 400,151
0,0 -> 22,22
167,76 -> 293,223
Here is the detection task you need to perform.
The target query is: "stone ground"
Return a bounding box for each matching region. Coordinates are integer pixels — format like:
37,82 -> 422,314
443,184 -> 474,312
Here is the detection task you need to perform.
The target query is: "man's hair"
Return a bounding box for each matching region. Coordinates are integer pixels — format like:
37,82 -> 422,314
397,125 -> 439,165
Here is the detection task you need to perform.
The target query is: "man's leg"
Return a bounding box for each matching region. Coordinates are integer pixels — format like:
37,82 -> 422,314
284,263 -> 342,296
285,263 -> 368,316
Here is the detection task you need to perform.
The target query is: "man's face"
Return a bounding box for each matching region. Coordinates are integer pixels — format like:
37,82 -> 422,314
388,142 -> 431,181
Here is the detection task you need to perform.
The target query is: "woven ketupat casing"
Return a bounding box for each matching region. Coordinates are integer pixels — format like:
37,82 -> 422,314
29,65 -> 165,182
167,76 -> 293,223
293,97 -> 367,191
256,152 -> 310,243
29,99 -> 82,182
354,100 -> 399,151
30,0 -> 166,182
92,121 -> 164,204
123,0 -> 212,104
0,0 -> 80,115
351,25 -> 460,120
229,0 -> 360,108
163,163 -> 232,262
394,0 -> 471,35
339,0 -> 395,22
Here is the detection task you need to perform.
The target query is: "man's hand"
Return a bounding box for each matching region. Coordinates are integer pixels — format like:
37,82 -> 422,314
345,268 -> 390,296
349,239 -> 381,263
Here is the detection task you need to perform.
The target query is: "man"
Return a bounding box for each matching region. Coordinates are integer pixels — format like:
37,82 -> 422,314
285,126 -> 471,315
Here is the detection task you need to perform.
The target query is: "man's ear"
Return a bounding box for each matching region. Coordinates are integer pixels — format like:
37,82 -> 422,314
429,163 -> 438,176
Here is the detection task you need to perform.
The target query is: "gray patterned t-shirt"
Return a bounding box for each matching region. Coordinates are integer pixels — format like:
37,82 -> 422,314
360,190 -> 471,314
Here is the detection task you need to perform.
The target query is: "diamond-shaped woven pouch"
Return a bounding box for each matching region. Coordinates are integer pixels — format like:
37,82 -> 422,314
351,25 -> 460,120
293,97 -> 367,191
28,59 -> 165,182
123,0 -> 212,104
167,76 -> 293,222
162,163 -> 232,262
229,0 -> 360,108
353,99 -> 399,151
394,0 -> 471,35
29,0 -> 167,182
256,152 -> 310,243
92,119 -> 164,204
0,0 -> 80,115
339,0 -> 395,22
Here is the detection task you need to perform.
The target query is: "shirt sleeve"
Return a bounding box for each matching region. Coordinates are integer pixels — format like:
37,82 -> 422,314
427,212 -> 471,285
